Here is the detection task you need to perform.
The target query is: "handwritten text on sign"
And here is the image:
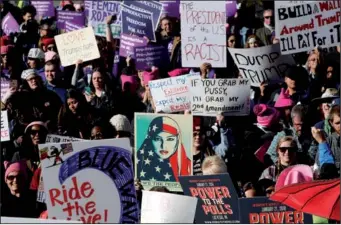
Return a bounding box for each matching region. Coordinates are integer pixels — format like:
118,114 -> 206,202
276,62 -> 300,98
275,1 -> 340,55
54,27 -> 100,67
228,44 -> 296,87
1,111 -> 10,142
180,1 -> 226,67
190,79 -> 250,116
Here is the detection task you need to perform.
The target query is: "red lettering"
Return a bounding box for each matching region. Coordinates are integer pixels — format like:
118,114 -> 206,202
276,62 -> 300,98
294,211 -> 304,223
249,213 -> 259,223
319,2 -> 330,11
269,212 -> 285,224
85,201 -> 96,214
285,211 -> 294,224
49,188 -> 63,206
81,181 -> 94,198
189,187 -> 198,197
221,186 -> 231,198
259,213 -> 269,223
92,214 -> 102,223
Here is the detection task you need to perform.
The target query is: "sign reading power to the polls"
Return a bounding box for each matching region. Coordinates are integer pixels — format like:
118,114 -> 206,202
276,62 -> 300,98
39,138 -> 139,223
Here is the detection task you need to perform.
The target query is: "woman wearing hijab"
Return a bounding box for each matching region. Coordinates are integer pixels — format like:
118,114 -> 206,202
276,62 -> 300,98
137,116 -> 191,182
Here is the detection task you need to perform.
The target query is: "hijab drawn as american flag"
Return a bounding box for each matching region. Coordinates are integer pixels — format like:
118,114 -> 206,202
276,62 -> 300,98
137,116 -> 191,182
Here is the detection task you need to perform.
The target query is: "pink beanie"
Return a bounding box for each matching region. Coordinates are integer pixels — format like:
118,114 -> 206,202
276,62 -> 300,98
275,88 -> 294,108
121,74 -> 138,93
168,68 -> 190,77
4,160 -> 28,181
0,45 -> 14,55
253,104 -> 279,127
142,68 -> 159,85
45,51 -> 58,63
275,165 -> 313,191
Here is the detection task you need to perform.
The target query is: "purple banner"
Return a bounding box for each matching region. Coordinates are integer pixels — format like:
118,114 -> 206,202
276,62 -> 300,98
226,0 -> 237,18
65,21 -> 85,32
121,4 -> 155,41
119,33 -> 148,58
160,0 -> 180,18
1,12 -> 20,35
56,10 -> 85,30
1,80 -> 10,102
134,45 -> 169,70
31,0 -> 55,18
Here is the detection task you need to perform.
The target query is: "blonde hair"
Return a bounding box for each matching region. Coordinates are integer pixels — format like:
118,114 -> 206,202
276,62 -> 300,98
275,136 -> 297,178
202,155 -> 227,175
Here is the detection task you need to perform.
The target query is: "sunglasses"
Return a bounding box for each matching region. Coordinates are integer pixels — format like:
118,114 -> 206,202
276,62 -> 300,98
278,147 -> 297,153
30,129 -> 45,136
7,174 -> 23,181
264,16 -> 273,19
229,39 -> 236,43
266,188 -> 275,194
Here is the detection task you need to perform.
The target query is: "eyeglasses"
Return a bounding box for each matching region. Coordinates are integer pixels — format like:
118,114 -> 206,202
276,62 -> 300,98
265,188 -> 275,194
7,174 -> 23,181
278,147 -> 297,153
30,129 -> 44,136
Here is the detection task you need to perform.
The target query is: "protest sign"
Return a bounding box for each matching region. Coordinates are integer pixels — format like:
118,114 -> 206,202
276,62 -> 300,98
148,74 -> 200,113
135,113 -> 193,192
134,45 -> 169,70
275,1 -> 340,55
1,80 -> 10,103
1,12 -> 20,35
141,191 -> 198,223
56,10 -> 85,30
94,23 -> 121,39
54,27 -> 100,67
123,0 -> 163,31
180,1 -> 226,67
65,21 -> 85,33
239,197 -> 313,224
179,174 -> 240,224
31,0 -> 55,18
120,4 -> 155,41
119,33 -> 148,58
160,0 -> 180,18
86,0 -> 121,29
1,111 -> 10,142
228,44 -> 296,87
1,217 -> 81,223
190,78 -> 251,116
39,138 -> 139,223
46,134 -> 83,143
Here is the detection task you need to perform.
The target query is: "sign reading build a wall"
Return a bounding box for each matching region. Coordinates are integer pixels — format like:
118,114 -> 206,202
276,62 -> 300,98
229,44 -> 296,87
55,27 -> 100,67
275,1 -> 340,55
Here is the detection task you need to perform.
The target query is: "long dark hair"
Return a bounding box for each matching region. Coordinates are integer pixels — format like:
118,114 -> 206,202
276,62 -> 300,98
89,67 -> 112,93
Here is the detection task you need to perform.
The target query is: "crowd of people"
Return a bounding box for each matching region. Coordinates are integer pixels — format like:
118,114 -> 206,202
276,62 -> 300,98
0,0 -> 340,223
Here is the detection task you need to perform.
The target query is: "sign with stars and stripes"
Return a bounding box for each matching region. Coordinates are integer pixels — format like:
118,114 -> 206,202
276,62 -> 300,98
135,113 -> 193,192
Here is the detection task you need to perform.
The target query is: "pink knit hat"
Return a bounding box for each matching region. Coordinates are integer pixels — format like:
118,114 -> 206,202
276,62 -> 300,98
4,160 -> 28,181
253,104 -> 279,127
275,164 -> 313,191
121,74 -> 138,93
275,88 -> 294,108
0,45 -> 14,55
142,68 -> 159,85
168,68 -> 190,77
45,51 -> 58,63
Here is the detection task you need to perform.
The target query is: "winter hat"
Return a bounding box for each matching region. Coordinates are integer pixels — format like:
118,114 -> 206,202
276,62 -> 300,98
0,36 -> 12,46
168,68 -> 190,77
4,160 -> 28,181
21,69 -> 39,80
275,164 -> 313,191
0,45 -> 14,55
45,51 -> 58,63
24,121 -> 48,133
28,48 -> 45,60
253,104 -> 279,127
142,68 -> 159,85
193,116 -> 202,132
109,114 -> 132,133
41,37 -> 55,47
121,74 -> 138,93
275,88 -> 294,108
312,88 -> 339,104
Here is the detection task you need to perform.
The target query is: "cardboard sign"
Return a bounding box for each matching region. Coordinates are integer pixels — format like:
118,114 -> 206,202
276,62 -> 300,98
65,21 -> 85,33
123,0 -> 163,31
39,138 -> 139,223
238,197 -> 313,224
1,111 -> 10,142
86,0 -> 121,29
179,174 -> 240,224
121,4 -> 156,41
94,23 -> 121,39
46,134 -> 83,143
54,27 -> 100,67
160,0 -> 180,18
1,80 -> 10,102
275,1 -> 340,55
190,78 -> 251,117
1,217 -> 81,224
135,113 -> 193,192
228,44 -> 296,87
31,0 -> 55,18
141,191 -> 198,223
119,33 -> 148,58
56,10 -> 85,30
1,12 -> 20,35
180,1 -> 227,67
134,45 -> 170,70
148,74 -> 200,113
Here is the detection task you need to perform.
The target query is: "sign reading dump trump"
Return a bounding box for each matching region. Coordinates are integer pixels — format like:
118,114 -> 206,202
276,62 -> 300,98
54,27 -> 100,67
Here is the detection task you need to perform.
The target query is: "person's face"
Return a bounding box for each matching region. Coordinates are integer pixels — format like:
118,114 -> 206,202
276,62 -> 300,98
228,36 -> 236,48
1,53 -> 7,64
67,98 -> 79,114
278,140 -> 296,165
152,131 -> 178,159
91,126 -> 103,140
285,77 -> 296,90
26,75 -> 40,90
330,115 -> 340,135
45,64 -> 56,83
265,185 -> 275,197
248,41 -> 258,48
6,171 -> 25,194
23,12 -> 33,22
40,28 -> 48,37
27,58 -> 37,69
321,103 -> 331,119
161,19 -> 172,33
326,66 -> 333,79
245,189 -> 256,198
92,72 -> 103,89
30,125 -> 47,146
308,54 -> 318,70
193,131 -> 204,149
292,116 -> 303,136
263,10 -> 274,26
